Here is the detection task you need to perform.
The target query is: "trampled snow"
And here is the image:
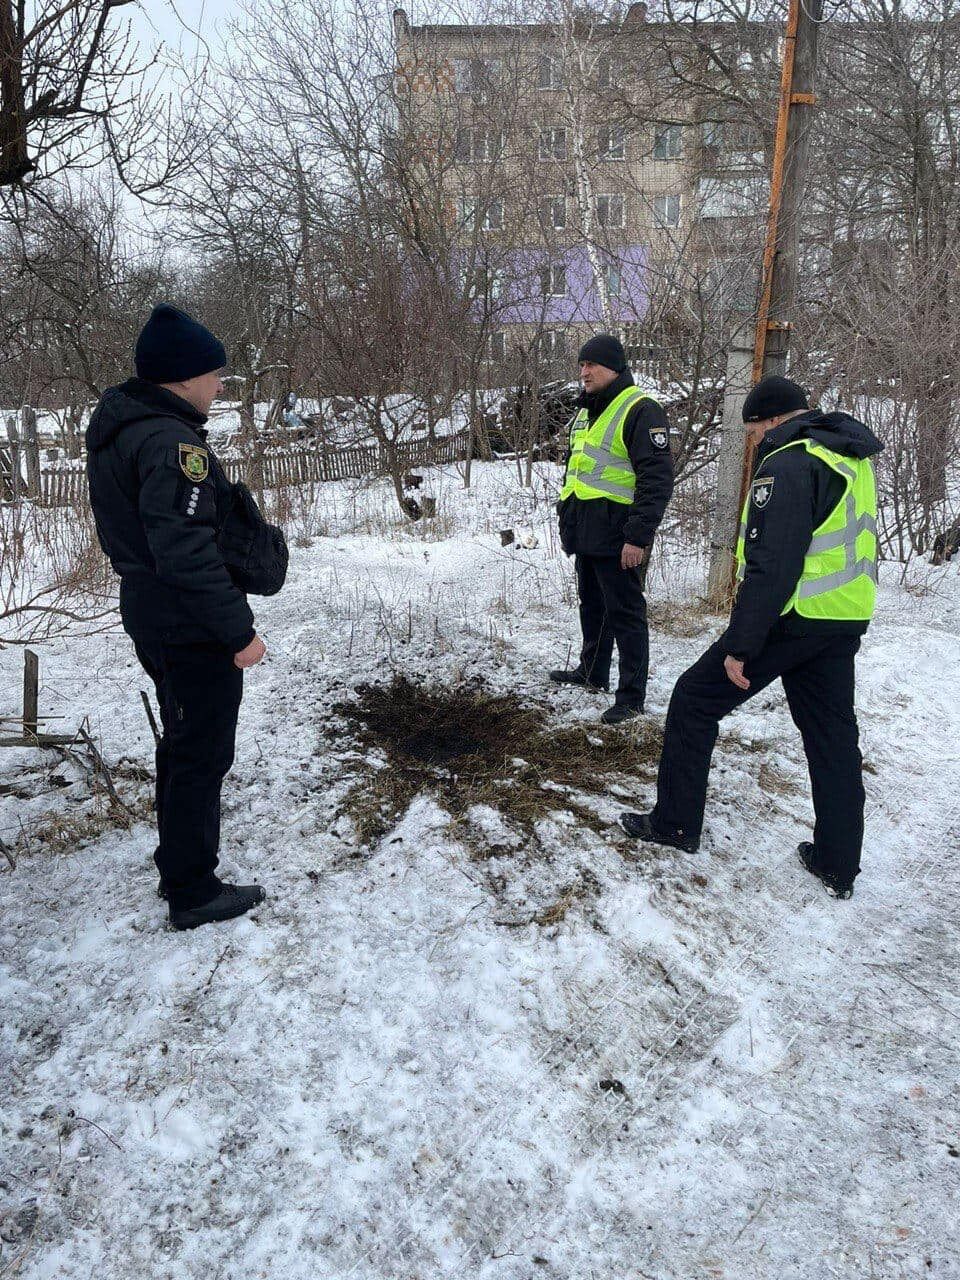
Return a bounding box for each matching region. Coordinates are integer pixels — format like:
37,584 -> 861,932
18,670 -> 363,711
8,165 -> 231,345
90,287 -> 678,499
2,461 -> 959,1279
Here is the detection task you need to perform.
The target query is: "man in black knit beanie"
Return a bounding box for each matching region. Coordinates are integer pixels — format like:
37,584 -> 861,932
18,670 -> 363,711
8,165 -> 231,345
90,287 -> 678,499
552,333 -> 674,724
86,304 -> 269,930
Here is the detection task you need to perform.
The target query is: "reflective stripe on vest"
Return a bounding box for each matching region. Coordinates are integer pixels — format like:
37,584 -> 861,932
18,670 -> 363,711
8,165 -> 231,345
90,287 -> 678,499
559,387 -> 653,505
735,439 -> 878,622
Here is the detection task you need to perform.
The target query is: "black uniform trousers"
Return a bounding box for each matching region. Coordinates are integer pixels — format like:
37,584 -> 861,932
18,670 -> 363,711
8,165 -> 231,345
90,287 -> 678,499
131,631 -> 244,908
575,554 -> 649,708
652,625 -> 865,883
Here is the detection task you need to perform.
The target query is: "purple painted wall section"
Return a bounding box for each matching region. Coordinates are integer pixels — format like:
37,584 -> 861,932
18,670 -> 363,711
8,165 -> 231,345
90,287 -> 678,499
495,244 -> 650,325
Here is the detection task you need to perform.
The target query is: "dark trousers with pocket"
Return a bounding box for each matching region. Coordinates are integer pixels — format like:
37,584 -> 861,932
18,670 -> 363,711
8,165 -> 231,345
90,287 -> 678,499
576,554 -> 649,708
652,626 -> 865,882
131,631 -> 243,907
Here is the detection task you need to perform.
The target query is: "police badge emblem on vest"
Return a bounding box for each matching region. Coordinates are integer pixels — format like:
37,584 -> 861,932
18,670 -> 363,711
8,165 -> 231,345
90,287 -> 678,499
649,428 -> 669,450
752,476 -> 774,508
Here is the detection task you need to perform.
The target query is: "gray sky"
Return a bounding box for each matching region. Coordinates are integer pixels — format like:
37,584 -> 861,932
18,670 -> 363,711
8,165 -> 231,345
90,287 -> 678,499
128,0 -> 240,70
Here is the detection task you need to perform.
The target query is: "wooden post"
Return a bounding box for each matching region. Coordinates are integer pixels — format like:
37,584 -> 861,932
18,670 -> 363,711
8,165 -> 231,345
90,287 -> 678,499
707,322 -> 756,606
728,0 -> 823,593
21,406 -> 40,498
6,417 -> 22,500
23,650 -> 39,739
754,0 -> 824,384
0,441 -> 11,501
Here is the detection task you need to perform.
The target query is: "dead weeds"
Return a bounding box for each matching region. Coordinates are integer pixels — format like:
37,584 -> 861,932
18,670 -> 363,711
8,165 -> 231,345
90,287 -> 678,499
332,675 -> 660,849
647,600 -> 713,638
10,792 -> 152,863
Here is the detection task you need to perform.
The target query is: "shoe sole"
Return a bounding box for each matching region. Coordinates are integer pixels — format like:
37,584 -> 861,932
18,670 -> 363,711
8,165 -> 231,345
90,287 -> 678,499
550,679 -> 608,693
170,891 -> 265,930
619,814 -> 699,854
171,904 -> 260,931
796,846 -> 853,899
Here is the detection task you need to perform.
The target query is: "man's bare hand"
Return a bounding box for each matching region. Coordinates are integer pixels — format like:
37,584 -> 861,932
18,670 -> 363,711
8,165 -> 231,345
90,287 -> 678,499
724,655 -> 750,690
621,542 -> 648,570
234,634 -> 266,669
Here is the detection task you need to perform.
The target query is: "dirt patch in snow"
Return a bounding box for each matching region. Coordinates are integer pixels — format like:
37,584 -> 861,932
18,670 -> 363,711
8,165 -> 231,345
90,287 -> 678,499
333,674 -> 660,850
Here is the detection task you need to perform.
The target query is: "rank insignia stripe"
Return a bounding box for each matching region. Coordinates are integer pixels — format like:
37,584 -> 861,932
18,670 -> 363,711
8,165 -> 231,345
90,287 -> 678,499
178,443 -> 209,482
751,476 -> 775,508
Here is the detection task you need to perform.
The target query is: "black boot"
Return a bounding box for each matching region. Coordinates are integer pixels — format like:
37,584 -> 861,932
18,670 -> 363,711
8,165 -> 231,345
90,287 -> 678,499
601,702 -> 644,725
620,810 -> 699,854
549,667 -> 608,693
797,842 -> 854,900
168,883 -> 266,930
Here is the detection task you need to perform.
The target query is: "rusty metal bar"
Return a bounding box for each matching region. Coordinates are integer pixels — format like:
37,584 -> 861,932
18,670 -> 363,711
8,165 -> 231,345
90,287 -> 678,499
752,0 -> 801,387
730,0 -> 825,576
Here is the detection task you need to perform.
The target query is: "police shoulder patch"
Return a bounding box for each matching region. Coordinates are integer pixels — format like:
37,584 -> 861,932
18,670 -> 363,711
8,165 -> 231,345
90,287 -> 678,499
178,442 -> 209,482
649,427 -> 670,450
751,475 -> 775,508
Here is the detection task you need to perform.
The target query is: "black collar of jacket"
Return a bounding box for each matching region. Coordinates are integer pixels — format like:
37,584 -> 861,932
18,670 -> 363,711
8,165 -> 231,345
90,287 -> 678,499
576,369 -> 635,423
754,409 -> 821,466
120,377 -> 209,437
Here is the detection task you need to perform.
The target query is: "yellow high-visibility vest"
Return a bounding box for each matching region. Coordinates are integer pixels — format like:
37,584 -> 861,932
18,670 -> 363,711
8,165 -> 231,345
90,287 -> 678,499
559,386 -> 659,505
736,438 -> 879,621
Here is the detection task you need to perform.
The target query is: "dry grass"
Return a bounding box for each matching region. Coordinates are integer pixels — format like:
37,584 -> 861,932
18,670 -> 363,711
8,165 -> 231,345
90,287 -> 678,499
332,675 -> 660,849
11,792 -> 152,861
647,599 -> 714,638
757,761 -> 804,797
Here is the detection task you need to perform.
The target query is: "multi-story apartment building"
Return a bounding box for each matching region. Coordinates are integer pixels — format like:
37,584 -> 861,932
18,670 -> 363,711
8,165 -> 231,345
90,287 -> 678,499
391,4 -> 769,376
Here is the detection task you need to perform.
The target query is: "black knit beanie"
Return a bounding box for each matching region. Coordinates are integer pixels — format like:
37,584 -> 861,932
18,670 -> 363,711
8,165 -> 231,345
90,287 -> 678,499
741,375 -> 809,423
135,304 -> 227,383
577,333 -> 627,373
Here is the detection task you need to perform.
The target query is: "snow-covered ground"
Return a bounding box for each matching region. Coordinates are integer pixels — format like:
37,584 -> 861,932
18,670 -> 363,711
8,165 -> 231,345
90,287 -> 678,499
2,462 -> 960,1279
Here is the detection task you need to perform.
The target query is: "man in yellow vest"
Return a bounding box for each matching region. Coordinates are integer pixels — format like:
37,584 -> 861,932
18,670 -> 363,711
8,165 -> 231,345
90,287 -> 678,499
551,334 -> 674,725
621,375 -> 882,899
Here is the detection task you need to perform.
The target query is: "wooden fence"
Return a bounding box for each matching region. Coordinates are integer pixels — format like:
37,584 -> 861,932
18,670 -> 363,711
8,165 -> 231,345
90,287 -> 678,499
28,430 -> 472,510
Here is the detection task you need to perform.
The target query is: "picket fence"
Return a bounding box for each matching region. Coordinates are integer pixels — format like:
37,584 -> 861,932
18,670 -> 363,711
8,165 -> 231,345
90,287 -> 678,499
32,430 -> 472,510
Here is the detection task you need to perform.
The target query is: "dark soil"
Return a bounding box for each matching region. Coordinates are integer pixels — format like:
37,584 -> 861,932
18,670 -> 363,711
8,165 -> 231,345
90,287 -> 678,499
332,675 -> 660,848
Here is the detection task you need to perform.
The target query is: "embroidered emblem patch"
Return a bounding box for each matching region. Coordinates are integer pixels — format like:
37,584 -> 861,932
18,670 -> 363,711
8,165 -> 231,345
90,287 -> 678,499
649,428 -> 669,450
178,443 -> 209,482
752,476 -> 774,509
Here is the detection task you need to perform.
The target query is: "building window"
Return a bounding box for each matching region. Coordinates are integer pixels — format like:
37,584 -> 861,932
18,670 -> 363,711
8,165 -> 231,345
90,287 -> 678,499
458,196 -> 478,230
596,193 -> 624,228
486,330 -> 507,362
597,53 -> 613,89
599,126 -> 625,160
537,54 -> 561,90
653,124 -> 682,160
470,266 -> 504,302
540,196 -> 567,229
602,261 -> 623,300
540,262 -> 567,297
654,194 -> 681,227
540,329 -> 566,361
539,127 -> 567,161
701,120 -> 724,149
459,198 -> 504,232
697,176 -> 759,219
482,200 -> 504,231
481,129 -> 504,161
453,58 -> 501,93
455,128 -> 502,162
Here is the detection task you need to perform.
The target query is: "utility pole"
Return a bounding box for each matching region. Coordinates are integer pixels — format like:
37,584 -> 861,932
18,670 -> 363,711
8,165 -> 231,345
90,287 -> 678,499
751,0 -> 824,386
707,0 -> 824,602
706,322 -> 755,602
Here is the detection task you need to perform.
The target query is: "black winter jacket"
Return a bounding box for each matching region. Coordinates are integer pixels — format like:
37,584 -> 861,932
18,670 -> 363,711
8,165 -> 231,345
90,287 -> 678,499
86,378 -> 256,652
721,408 -> 883,662
557,370 -> 674,557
